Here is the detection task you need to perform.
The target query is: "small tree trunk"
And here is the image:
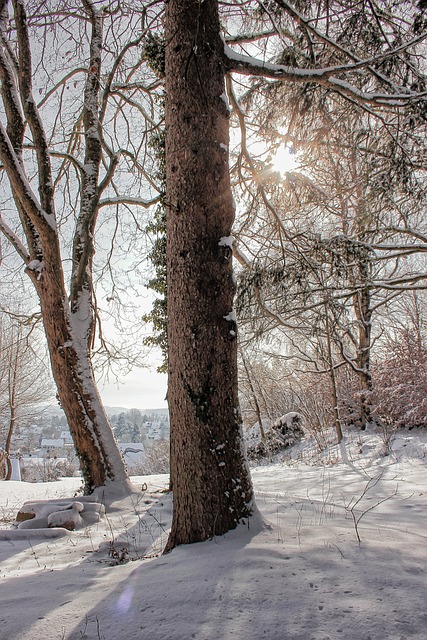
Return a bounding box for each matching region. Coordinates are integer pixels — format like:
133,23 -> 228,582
241,354 -> 266,440
4,411 -> 15,481
165,0 -> 253,550
354,270 -> 373,431
5,325 -> 19,481
352,159 -> 373,432
325,305 -> 343,444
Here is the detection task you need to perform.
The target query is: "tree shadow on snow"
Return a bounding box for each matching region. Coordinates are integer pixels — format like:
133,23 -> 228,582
63,501 -> 427,640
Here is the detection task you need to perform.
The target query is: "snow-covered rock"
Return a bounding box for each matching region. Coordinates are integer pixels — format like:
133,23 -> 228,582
16,498 -> 105,531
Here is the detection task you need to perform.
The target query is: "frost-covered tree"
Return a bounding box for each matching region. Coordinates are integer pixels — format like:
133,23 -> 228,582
227,0 -> 426,433
373,293 -> 427,429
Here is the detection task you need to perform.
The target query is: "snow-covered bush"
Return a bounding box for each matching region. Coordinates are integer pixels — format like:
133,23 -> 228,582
21,453 -> 78,483
245,412 -> 304,462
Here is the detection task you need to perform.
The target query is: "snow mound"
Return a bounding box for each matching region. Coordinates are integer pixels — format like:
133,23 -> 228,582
13,497 -> 105,532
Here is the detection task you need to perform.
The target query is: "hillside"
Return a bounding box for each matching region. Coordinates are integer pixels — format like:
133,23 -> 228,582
0,429 -> 426,640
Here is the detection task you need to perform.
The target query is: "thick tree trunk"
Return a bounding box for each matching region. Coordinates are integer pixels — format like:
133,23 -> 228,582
165,0 -> 253,549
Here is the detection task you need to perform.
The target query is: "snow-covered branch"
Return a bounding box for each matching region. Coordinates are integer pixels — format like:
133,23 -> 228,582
0,123 -> 56,231
267,0 -> 425,95
98,195 -> 161,208
0,214 -> 29,262
224,42 -> 426,108
13,0 -> 55,218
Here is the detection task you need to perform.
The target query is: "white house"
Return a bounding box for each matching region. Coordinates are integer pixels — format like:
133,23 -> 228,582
40,437 -> 73,456
60,431 -> 73,445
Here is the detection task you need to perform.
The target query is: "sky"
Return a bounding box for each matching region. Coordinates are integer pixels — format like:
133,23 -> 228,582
99,365 -> 167,411
1,429 -> 426,640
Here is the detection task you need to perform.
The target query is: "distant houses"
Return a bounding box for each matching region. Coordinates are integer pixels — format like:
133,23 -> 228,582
4,406 -> 170,480
40,431 -> 74,456
144,421 -> 166,441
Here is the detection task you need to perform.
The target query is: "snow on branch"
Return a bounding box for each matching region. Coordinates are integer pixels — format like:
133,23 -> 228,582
223,44 -> 426,108
266,0 -> 425,95
0,214 -> 30,262
98,195 -> 161,208
13,0 -> 55,218
0,123 -> 56,231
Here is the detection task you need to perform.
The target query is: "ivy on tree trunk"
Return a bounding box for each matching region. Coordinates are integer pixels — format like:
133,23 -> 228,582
164,0 -> 254,550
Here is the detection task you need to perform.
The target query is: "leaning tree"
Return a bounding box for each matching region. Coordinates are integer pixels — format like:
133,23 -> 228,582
0,0 -> 161,493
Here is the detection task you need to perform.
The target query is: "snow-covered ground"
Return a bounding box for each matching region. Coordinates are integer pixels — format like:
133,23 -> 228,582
0,430 -> 426,640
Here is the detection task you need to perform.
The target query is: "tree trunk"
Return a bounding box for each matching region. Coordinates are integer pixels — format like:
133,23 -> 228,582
4,409 -> 15,481
354,281 -> 373,431
165,0 -> 253,549
241,354 -> 266,440
4,323 -> 19,481
29,243 -> 131,495
324,305 -> 343,444
0,0 -> 131,495
352,155 -> 374,432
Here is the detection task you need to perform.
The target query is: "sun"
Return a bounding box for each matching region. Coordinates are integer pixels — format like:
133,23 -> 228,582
270,144 -> 299,175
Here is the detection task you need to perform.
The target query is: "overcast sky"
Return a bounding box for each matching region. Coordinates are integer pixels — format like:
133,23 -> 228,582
99,366 -> 167,411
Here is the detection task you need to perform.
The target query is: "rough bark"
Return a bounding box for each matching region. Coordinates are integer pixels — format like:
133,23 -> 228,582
165,0 -> 253,549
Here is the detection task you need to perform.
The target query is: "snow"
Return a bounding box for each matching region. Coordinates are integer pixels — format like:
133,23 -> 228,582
0,431 -> 426,640
220,91 -> 231,112
83,163 -> 96,176
0,122 -> 57,231
218,235 -> 234,247
223,43 -> 420,107
223,309 -> 237,322
65,291 -> 132,492
26,259 -> 44,272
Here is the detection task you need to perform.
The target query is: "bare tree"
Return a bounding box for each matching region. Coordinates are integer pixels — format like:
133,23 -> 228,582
0,1 -> 161,493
